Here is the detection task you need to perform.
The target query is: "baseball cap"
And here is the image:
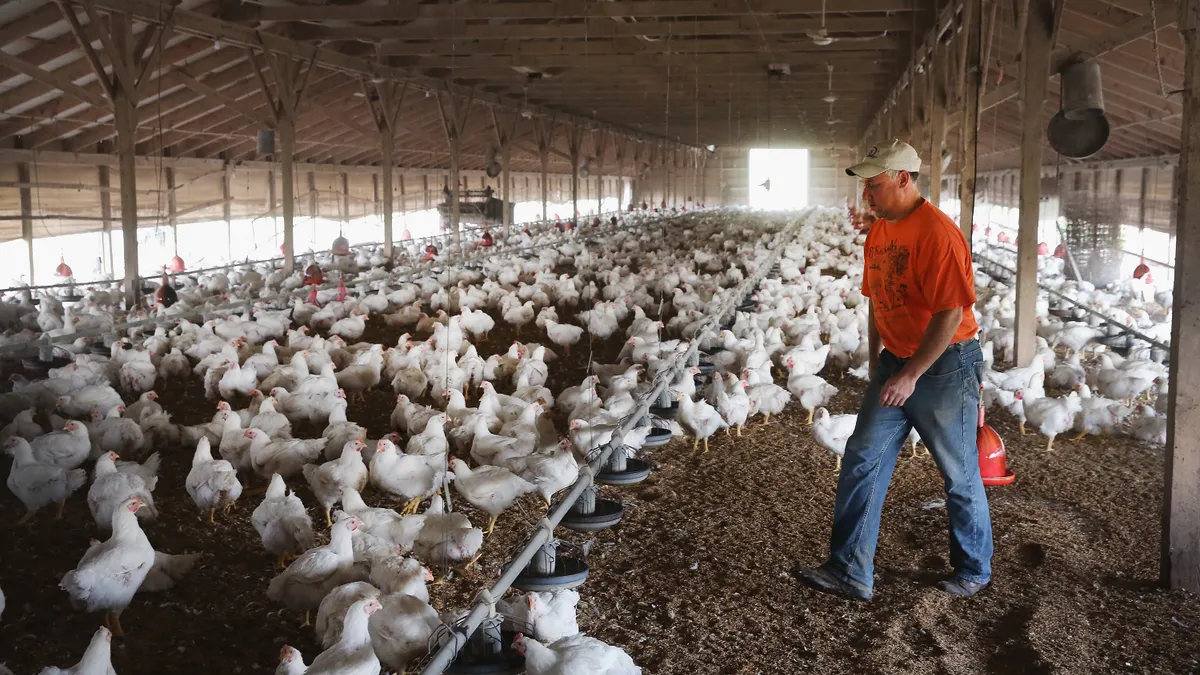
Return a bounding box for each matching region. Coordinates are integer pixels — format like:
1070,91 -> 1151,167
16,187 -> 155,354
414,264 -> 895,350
845,139 -> 923,178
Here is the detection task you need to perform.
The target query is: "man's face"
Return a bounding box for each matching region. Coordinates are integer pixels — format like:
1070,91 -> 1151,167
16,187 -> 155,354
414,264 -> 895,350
860,171 -> 908,220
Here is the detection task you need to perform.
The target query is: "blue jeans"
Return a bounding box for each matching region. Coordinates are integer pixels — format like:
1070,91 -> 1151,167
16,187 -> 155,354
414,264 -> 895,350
825,339 -> 992,595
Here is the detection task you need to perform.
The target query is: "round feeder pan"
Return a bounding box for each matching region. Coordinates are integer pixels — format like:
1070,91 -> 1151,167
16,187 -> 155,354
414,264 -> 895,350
560,499 -> 623,532
512,557 -> 589,592
703,346 -> 726,355
648,402 -> 679,420
58,293 -> 84,303
697,362 -> 716,375
641,427 -> 673,447
982,471 -> 1016,487
596,458 -> 652,486
21,355 -> 73,373
445,631 -> 526,675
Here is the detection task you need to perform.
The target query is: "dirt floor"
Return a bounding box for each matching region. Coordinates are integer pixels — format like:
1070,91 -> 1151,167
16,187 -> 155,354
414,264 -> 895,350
2,307 -> 1199,674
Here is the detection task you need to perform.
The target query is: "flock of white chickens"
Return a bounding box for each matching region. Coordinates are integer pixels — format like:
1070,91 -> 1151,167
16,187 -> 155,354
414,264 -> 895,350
0,203 -> 1178,675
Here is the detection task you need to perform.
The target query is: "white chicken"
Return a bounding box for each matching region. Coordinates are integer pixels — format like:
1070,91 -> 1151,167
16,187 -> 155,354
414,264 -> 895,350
1022,390 -> 1082,452
29,420 -> 91,470
252,473 -> 317,569
369,438 -> 447,515
675,392 -> 728,453
544,318 -> 585,356
715,378 -> 752,436
267,515 -> 362,625
504,300 -> 537,338
786,373 -> 839,425
316,581 -> 380,649
410,494 -> 484,566
218,362 -> 258,400
449,457 -> 535,534
4,436 -> 87,523
35,626 -> 115,675
504,438 -> 580,508
185,437 -> 243,524
513,633 -> 642,675
245,428 -> 327,480
304,598 -> 382,675
498,589 -> 581,643
329,312 -> 367,341
303,439 -> 369,526
60,496 -> 155,637
88,451 -> 158,530
812,408 -> 857,472
367,593 -> 442,673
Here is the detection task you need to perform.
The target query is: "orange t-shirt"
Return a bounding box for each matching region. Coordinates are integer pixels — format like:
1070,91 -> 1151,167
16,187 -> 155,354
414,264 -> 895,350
861,200 -> 978,358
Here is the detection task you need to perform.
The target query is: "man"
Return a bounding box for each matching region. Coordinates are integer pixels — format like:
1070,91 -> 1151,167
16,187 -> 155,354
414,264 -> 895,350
795,140 -> 992,600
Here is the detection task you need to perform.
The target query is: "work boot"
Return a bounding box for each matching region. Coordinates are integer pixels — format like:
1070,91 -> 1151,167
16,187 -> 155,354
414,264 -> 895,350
793,564 -> 871,601
937,576 -> 989,597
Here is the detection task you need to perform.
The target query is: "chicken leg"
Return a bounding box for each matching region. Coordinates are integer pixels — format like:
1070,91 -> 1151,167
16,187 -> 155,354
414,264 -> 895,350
736,424 -> 743,437
806,409 -> 814,425
1072,430 -> 1089,440
703,437 -> 711,454
485,515 -> 498,536
323,509 -> 332,528
834,456 -> 842,473
762,414 -> 771,426
55,500 -> 67,519
401,497 -> 422,516
1045,436 -> 1055,452
110,612 -> 125,638
276,552 -> 288,570
208,508 -> 216,525
1019,421 -> 1029,436
692,438 -> 699,453
301,611 -> 312,628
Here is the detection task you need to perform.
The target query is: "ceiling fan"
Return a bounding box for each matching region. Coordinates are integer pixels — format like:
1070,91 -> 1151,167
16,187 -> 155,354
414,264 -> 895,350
806,0 -> 890,46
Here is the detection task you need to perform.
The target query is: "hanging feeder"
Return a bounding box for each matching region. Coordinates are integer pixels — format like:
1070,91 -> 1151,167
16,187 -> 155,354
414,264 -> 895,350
480,230 -> 495,247
997,231 -> 1011,244
401,229 -> 412,240
510,540 -> 589,592
440,615 -> 525,675
424,244 -> 438,261
331,236 -> 351,255
303,261 -> 324,286
977,405 -> 1015,486
1037,242 -> 1050,255
1133,260 -> 1151,279
559,484 -> 623,532
336,279 -> 347,302
1054,243 -> 1068,259
594,446 -> 652,486
307,284 -> 320,304
54,256 -> 73,278
168,255 -> 185,272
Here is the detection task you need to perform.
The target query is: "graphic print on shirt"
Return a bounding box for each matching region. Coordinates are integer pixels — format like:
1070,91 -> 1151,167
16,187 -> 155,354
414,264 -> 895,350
866,240 -> 911,312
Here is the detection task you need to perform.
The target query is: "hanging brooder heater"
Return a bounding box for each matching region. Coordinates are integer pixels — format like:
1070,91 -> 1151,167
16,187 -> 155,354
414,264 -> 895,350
54,256 -> 73,278
331,236 -> 350,255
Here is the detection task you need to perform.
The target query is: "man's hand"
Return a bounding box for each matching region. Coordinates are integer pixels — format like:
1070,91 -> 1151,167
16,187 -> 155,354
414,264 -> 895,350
880,370 -> 919,407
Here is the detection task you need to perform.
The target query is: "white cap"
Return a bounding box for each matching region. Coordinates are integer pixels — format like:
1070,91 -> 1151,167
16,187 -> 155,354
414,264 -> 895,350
845,139 -> 922,178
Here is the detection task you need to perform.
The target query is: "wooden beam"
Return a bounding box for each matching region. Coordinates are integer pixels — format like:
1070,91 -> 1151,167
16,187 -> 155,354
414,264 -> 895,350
80,0 -> 699,151
0,49 -> 109,109
1013,0 -> 1061,366
567,124 -> 584,224
174,67 -> 275,128
1164,0 -> 1200,594
17,161 -> 34,284
253,0 -> 920,21
98,161 -> 113,275
958,0 -> 982,243
222,162 -> 232,260
55,0 -> 115,101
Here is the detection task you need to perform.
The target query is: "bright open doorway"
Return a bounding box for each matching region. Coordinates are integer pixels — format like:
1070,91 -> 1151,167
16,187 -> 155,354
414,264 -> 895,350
749,148 -> 810,210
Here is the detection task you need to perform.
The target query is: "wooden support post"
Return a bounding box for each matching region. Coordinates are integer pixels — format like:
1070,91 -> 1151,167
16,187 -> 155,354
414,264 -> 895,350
490,108 -> 518,239
593,129 -> 609,214
166,167 -> 178,259
280,116 -> 296,272
222,162 -> 232,260
959,0 -> 982,244
536,115 -> 557,222
340,172 -> 350,224
928,42 -> 948,208
1164,0 -> 1200,594
267,169 -> 276,229
113,16 -> 139,308
381,133 -> 394,256
423,174 -> 430,210
17,161 -> 34,284
568,125 -> 584,225
398,174 -> 406,237
1014,0 -> 1062,366
435,86 -> 475,249
249,46 -> 319,274
307,172 -> 317,227
99,163 -> 113,276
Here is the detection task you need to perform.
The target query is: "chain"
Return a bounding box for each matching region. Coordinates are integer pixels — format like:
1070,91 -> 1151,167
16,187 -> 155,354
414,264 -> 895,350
1149,0 -> 1169,97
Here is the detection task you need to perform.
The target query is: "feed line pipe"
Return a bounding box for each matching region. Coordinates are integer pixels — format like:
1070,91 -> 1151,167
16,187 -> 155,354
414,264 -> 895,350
0,211 -> 674,359
418,217 -> 800,675
972,250 -> 1169,353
